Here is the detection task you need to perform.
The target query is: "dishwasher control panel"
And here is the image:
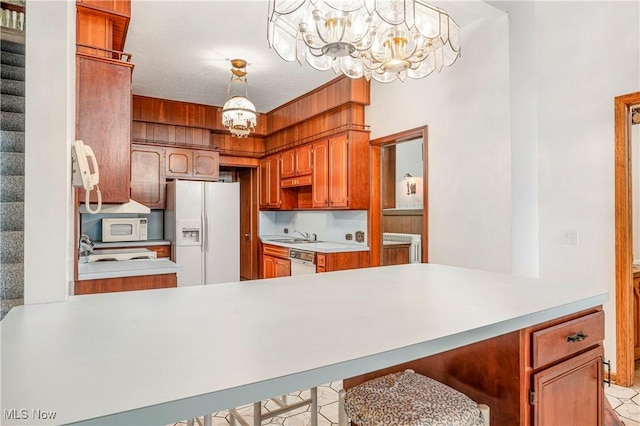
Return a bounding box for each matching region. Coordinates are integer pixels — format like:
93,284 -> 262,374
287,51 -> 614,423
289,249 -> 315,264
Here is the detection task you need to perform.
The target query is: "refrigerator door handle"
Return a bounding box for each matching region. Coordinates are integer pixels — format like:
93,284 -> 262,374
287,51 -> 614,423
202,212 -> 208,253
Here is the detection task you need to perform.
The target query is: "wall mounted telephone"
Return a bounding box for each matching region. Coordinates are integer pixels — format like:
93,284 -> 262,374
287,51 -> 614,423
71,140 -> 102,214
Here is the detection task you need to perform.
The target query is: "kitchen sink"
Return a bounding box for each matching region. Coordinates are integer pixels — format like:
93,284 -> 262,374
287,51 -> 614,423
267,238 -> 321,244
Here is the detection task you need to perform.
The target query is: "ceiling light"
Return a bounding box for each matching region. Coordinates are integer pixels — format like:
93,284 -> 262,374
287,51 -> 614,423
221,59 -> 257,138
267,0 -> 461,83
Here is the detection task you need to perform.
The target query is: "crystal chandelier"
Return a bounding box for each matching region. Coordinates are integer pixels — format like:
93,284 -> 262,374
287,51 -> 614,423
267,0 -> 461,83
221,59 -> 257,138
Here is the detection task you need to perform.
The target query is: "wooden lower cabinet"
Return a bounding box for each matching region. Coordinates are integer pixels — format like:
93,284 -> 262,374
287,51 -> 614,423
316,251 -> 369,273
75,273 -> 176,295
343,307 -> 605,426
263,255 -> 291,279
262,244 -> 290,278
532,346 -> 603,425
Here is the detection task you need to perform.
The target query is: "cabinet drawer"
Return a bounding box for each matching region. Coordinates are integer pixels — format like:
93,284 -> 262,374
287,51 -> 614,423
281,175 -> 312,188
263,244 -> 290,259
317,254 -> 326,267
532,311 -> 604,369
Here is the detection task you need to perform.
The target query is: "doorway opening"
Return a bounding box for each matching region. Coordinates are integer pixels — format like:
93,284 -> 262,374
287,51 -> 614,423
614,91 -> 640,387
369,126 -> 428,266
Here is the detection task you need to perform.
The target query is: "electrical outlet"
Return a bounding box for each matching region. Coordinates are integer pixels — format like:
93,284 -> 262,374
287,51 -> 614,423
284,228 -> 289,234
345,233 -> 353,241
560,229 -> 578,245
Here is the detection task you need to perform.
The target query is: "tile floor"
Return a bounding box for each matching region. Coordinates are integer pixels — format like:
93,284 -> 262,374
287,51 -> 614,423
172,362 -> 640,426
604,360 -> 640,426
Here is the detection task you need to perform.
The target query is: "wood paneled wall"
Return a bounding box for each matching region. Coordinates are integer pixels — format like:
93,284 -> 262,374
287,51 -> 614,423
382,209 -> 423,235
267,76 -> 369,134
132,76 -> 370,160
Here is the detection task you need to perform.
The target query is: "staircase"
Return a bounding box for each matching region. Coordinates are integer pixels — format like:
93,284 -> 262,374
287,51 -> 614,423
1,32 -> 25,319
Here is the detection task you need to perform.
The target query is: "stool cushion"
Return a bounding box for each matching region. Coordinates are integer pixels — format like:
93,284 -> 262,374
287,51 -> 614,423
344,371 -> 484,426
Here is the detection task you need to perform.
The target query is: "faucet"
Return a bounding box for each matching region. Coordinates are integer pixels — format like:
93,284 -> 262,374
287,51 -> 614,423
294,230 -> 317,241
294,229 -> 310,240
78,234 -> 94,261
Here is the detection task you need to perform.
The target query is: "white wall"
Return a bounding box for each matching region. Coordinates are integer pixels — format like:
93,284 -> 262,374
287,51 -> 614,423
24,0 -> 75,303
531,1 -> 639,373
395,138 -> 424,209
367,13 -> 513,274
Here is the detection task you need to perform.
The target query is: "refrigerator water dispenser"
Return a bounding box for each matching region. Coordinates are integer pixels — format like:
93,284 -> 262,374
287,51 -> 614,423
177,221 -> 202,246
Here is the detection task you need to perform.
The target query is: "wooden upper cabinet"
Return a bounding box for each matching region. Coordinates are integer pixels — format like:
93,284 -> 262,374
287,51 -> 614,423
281,150 -> 296,178
295,145 -> 313,175
131,144 -> 165,209
312,141 -> 329,208
193,150 -> 219,180
77,0 -> 130,16
328,134 -> 348,207
166,148 -> 192,178
165,147 -> 219,181
281,145 -> 313,178
76,54 -> 132,204
259,155 -> 281,209
76,1 -> 130,53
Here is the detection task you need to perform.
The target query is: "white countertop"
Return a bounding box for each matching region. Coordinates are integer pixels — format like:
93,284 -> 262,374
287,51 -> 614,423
0,263 -> 607,425
261,235 -> 368,253
92,240 -> 170,249
77,258 -> 181,280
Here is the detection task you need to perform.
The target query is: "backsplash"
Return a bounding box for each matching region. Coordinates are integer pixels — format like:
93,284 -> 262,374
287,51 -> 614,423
260,210 -> 368,245
80,210 -> 164,242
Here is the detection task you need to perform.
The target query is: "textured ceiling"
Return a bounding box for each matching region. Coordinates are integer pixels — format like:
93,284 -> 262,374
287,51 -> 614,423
124,1 -> 503,113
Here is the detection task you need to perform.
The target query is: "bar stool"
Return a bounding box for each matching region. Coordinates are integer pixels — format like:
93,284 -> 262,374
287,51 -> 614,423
229,387 -> 318,426
338,370 -> 490,426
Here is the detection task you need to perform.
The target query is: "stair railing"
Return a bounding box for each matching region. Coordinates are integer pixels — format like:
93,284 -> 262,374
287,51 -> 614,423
0,1 -> 25,31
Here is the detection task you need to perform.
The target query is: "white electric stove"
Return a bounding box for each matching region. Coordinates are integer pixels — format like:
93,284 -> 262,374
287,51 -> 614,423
87,248 -> 157,263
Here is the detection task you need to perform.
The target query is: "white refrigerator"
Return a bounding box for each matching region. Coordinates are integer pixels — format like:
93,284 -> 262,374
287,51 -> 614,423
165,180 -> 240,286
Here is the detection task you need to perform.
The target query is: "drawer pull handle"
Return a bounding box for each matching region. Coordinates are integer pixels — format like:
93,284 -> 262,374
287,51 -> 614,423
566,331 -> 588,343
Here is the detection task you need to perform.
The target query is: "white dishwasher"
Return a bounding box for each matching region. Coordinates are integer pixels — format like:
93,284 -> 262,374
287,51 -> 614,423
289,248 -> 316,275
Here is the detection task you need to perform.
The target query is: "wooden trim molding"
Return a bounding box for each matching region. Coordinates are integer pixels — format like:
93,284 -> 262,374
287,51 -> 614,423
370,126 -> 428,267
614,91 -> 640,387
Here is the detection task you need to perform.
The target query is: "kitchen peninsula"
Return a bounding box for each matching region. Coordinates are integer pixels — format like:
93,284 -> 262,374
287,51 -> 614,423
0,264 -> 607,425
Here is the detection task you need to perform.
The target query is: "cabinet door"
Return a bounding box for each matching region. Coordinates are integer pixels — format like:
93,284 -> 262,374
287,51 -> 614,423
165,148 -> 192,178
281,149 -> 296,178
532,346 -> 603,426
329,134 -> 348,207
295,145 -> 313,175
263,255 -> 277,278
268,156 -> 281,207
193,150 -> 219,181
312,141 -> 329,207
76,55 -> 132,203
259,159 -> 270,208
275,258 -> 291,277
131,144 -> 165,209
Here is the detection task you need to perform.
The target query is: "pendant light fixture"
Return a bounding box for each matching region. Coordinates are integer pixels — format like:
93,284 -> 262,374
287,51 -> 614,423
221,59 -> 257,138
267,0 -> 461,83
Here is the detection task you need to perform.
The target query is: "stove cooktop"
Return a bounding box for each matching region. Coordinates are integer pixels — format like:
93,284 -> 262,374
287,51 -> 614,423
87,248 -> 157,263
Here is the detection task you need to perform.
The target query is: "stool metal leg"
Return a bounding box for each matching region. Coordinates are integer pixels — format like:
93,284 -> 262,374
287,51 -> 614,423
310,387 -> 318,426
253,401 -> 261,426
338,389 -> 348,426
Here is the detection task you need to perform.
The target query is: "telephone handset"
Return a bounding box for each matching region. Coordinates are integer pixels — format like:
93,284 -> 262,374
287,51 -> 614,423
72,140 -> 102,214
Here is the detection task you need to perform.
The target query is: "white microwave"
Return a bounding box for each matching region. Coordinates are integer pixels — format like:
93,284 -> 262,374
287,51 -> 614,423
102,218 -> 148,242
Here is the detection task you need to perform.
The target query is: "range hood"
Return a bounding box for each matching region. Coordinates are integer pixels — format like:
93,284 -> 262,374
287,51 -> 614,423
79,199 -> 151,214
